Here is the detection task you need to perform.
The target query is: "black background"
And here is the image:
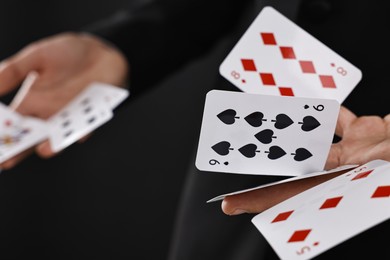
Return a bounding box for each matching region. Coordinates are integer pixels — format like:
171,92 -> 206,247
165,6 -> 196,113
0,1 -> 221,259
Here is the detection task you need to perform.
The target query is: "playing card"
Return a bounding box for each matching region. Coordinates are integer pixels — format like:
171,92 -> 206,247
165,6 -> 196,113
0,103 -> 48,164
86,81 -> 129,110
0,79 -> 128,161
219,6 -> 362,103
47,86 -> 114,153
195,90 -> 340,176
206,164 -> 358,203
251,159 -> 390,260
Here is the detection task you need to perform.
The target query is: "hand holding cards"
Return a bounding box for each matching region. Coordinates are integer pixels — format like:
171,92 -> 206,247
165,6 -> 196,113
194,5 -> 390,260
0,103 -> 48,164
47,82 -> 129,153
0,81 -> 129,164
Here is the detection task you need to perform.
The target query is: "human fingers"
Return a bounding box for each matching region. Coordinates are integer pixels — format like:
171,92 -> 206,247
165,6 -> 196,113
325,106 -> 357,169
35,132 -> 92,158
0,148 -> 35,170
35,141 -> 57,159
384,113 -> 390,124
0,137 -> 59,170
78,134 -> 92,143
334,106 -> 357,137
325,142 -> 342,170
0,43 -> 43,96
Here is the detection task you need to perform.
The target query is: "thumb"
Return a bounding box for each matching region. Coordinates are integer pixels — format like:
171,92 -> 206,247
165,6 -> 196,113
0,44 -> 42,96
335,106 -> 357,138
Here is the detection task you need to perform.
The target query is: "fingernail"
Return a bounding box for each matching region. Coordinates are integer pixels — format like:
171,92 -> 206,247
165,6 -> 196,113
230,209 -> 247,215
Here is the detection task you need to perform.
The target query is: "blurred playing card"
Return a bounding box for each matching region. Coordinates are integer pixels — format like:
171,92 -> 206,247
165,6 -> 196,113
0,79 -> 129,165
87,81 -> 129,110
0,103 -> 48,164
47,85 -> 114,153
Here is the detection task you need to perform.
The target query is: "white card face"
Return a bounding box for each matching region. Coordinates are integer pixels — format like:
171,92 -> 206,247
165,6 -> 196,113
87,82 -> 129,110
195,90 -> 340,176
0,82 -> 127,161
0,103 -> 48,163
251,159 -> 390,260
47,86 -> 113,153
219,6 -> 362,103
207,164 -> 358,203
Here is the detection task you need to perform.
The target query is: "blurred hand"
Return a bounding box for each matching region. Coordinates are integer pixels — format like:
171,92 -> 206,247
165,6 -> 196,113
0,32 -> 129,169
222,106 -> 390,215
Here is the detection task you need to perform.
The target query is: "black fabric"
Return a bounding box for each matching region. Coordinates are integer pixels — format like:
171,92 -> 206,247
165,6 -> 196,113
296,0 -> 389,117
86,0 -> 389,116
85,0 -> 252,97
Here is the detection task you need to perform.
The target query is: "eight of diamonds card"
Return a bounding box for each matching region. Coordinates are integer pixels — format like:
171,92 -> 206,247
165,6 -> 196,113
219,6 -> 362,103
251,159 -> 390,260
195,90 -> 340,176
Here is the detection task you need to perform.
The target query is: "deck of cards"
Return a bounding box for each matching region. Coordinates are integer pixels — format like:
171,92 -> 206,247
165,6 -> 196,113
195,6 -> 389,260
0,81 -> 129,164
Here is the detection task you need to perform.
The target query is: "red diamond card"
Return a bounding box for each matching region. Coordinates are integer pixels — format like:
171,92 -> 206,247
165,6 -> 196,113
251,159 -> 390,260
219,6 -> 362,103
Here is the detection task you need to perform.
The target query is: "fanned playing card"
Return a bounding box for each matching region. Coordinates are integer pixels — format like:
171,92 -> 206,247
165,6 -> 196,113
195,90 -> 340,176
47,85 -> 114,153
0,81 -> 129,164
251,159 -> 390,260
219,6 -> 362,103
206,164 -> 358,203
0,103 -> 48,164
86,82 -> 129,110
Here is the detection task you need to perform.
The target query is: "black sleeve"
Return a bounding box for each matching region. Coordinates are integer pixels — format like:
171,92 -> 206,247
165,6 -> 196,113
83,0 -> 250,97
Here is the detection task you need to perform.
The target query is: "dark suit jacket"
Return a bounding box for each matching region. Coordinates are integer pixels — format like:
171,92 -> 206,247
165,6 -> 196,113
87,3 -> 390,258
88,0 -> 388,117
89,0 -> 389,259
